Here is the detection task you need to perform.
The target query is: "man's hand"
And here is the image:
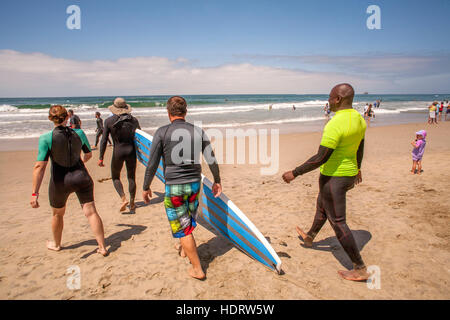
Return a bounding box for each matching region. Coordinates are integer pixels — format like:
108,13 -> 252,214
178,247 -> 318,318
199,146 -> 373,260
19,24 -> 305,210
282,171 -> 296,183
30,194 -> 39,208
212,183 -> 222,198
142,189 -> 152,204
355,170 -> 362,185
98,160 -> 105,167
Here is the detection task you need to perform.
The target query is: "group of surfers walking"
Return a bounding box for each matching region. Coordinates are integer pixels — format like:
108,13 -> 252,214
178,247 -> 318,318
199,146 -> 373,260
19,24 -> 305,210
30,83 -> 370,282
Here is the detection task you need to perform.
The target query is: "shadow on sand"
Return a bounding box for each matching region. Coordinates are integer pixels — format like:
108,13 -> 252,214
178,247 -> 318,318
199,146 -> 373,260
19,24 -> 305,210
120,191 -> 165,214
196,216 -> 234,274
299,229 -> 372,270
63,224 -> 147,259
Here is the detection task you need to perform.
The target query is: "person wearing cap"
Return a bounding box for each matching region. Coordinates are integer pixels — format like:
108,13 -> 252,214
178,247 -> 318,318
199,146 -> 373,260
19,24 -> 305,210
98,98 -> 141,213
411,130 -> 427,175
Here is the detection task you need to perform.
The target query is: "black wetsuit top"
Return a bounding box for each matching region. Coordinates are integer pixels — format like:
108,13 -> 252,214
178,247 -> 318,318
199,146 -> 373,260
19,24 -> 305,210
96,118 -> 104,132
69,115 -> 81,129
99,114 -> 141,199
143,119 -> 221,189
37,126 -> 93,208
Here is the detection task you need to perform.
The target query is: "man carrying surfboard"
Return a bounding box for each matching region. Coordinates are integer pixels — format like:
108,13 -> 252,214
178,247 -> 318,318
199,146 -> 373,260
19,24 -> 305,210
282,83 -> 370,282
142,96 -> 222,280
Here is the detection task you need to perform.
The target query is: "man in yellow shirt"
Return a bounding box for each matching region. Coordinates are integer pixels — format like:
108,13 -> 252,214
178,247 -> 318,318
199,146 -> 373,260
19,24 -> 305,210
282,83 -> 369,281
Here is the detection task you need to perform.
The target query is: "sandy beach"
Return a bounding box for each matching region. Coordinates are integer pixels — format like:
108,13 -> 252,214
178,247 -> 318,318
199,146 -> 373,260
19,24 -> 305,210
0,121 -> 449,300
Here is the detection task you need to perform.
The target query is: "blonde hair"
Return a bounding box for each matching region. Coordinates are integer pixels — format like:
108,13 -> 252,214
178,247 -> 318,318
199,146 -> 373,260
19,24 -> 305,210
48,105 -> 68,124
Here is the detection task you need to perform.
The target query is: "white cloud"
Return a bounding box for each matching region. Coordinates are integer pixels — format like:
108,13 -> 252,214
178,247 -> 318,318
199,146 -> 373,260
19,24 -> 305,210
0,50 -> 447,97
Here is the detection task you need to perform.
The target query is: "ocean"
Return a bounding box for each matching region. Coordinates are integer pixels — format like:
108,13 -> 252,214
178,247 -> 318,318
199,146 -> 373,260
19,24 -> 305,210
0,94 -> 447,140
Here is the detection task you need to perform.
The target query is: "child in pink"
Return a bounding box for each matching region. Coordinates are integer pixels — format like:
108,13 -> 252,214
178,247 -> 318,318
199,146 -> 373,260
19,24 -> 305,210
411,130 -> 426,175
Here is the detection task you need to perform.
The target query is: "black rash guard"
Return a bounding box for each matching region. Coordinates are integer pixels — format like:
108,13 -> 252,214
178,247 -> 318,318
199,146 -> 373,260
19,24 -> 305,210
37,126 -> 93,208
143,119 -> 220,190
99,114 -> 141,200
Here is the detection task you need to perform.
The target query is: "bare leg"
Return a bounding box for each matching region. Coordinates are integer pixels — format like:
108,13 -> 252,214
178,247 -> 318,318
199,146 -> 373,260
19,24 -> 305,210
119,195 -> 129,212
411,160 -> 417,174
48,206 -> 65,251
417,161 -> 422,175
174,242 -> 187,258
82,201 -> 108,256
296,226 -> 313,247
179,234 -> 205,280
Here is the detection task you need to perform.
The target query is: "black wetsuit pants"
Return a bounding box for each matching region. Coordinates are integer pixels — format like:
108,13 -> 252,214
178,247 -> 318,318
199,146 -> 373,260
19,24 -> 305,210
111,143 -> 137,201
95,130 -> 111,147
307,174 -> 365,269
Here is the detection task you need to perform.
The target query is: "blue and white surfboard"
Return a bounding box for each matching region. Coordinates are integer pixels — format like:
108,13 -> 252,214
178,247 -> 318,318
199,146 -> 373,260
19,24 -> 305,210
134,129 -> 282,274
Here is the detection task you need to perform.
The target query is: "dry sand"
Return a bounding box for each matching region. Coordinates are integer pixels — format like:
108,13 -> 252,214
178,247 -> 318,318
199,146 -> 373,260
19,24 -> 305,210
0,121 -> 449,299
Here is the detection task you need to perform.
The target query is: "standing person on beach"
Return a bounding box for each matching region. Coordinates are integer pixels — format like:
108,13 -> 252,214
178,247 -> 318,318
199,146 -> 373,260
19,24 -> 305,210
438,102 -> 444,121
323,103 -> 331,121
94,112 -> 111,149
446,101 -> 450,121
142,96 -> 222,280
365,104 -> 373,127
282,83 -> 369,281
411,130 -> 426,175
30,105 -> 107,256
99,98 -> 141,213
68,109 -> 81,129
428,103 -> 438,124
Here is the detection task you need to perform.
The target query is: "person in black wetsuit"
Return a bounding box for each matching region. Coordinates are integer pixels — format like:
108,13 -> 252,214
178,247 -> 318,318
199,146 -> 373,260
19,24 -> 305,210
282,83 -> 370,281
94,112 -> 111,148
30,105 -> 107,256
142,96 -> 222,280
68,109 -> 81,129
99,98 -> 141,213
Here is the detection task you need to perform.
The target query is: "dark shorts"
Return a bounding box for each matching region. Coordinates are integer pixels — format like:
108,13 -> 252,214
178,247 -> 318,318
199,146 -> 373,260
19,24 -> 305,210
164,182 -> 200,238
49,169 -> 94,208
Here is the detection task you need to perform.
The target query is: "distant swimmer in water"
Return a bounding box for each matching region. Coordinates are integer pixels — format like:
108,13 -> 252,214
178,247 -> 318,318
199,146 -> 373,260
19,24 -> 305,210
282,83 -> 370,282
269,105 -> 273,110
30,105 -> 107,256
293,105 -> 296,110
99,98 -> 141,213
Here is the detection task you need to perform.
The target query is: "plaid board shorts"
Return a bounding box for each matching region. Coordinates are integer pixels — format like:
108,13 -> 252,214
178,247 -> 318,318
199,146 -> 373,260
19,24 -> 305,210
164,181 -> 200,238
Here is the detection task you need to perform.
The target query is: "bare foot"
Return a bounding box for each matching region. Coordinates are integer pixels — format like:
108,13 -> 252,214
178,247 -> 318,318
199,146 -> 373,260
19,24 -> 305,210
188,267 -> 206,280
338,268 -> 370,281
47,240 -> 61,252
119,199 -> 129,212
175,243 -> 187,258
97,248 -> 109,257
296,226 -> 313,247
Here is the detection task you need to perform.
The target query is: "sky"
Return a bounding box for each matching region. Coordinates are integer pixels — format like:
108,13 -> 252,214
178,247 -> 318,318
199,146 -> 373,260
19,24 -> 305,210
0,0 -> 449,97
